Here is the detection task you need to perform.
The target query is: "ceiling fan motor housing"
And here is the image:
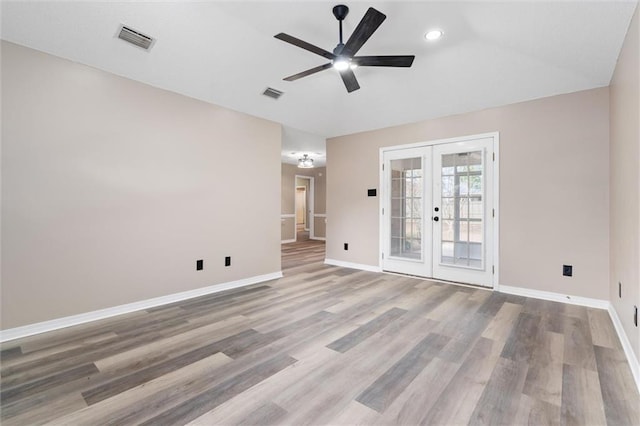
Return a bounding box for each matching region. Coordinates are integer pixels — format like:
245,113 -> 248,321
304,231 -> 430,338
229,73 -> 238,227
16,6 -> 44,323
332,5 -> 349,21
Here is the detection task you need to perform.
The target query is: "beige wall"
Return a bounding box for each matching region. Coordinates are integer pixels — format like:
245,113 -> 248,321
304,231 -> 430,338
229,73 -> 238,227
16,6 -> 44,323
314,216 -> 327,238
327,87 -> 610,300
281,217 -> 296,241
1,42 -> 282,329
281,163 -> 326,240
610,4 -> 640,362
314,168 -> 326,214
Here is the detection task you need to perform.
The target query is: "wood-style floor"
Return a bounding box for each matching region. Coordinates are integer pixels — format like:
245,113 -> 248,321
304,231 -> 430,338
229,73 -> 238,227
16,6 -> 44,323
1,239 -> 639,425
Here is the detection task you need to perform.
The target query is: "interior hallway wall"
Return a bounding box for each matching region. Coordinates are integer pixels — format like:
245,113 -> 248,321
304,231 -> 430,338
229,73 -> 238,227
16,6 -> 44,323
281,164 -> 326,240
609,3 -> 640,364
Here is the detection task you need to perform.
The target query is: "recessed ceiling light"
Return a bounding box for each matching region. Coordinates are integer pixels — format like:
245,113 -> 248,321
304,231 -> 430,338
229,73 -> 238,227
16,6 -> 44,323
425,30 -> 443,41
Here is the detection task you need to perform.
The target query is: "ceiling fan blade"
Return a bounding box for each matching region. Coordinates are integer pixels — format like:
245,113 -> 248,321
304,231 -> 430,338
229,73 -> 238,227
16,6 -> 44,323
275,33 -> 335,60
343,8 -> 386,56
283,63 -> 333,81
352,55 -> 415,67
339,68 -> 360,93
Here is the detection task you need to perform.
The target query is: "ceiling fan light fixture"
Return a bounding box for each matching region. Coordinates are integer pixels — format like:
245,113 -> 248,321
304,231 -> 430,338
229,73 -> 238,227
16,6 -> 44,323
425,29 -> 443,41
333,57 -> 350,71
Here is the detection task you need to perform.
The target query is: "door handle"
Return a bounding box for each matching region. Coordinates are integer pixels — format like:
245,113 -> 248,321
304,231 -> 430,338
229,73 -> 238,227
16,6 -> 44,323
433,216 -> 439,222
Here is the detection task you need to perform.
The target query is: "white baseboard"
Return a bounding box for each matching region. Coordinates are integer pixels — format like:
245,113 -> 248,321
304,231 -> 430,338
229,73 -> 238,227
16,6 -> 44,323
498,285 -> 609,309
608,304 -> 640,393
281,239 -> 296,244
324,258 -> 381,273
499,284 -> 639,393
310,237 -> 326,241
0,271 -> 283,343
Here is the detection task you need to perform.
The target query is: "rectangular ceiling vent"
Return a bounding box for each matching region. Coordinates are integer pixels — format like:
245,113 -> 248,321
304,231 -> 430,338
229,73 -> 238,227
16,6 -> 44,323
118,25 -> 154,50
263,87 -> 284,100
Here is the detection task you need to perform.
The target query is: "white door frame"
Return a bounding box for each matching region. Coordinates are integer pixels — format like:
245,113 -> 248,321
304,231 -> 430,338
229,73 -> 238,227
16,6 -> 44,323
295,175 -> 315,241
379,132 -> 500,289
431,137 -> 495,286
381,147 -> 433,277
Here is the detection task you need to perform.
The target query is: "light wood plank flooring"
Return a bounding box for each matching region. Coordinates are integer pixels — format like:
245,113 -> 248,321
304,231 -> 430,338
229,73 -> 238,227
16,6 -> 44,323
1,239 -> 638,425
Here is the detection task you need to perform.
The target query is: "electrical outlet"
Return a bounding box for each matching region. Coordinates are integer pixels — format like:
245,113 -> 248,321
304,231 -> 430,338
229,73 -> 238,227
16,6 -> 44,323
562,265 -> 572,277
344,243 -> 349,251
196,259 -> 203,271
619,282 -> 622,298
225,256 -> 231,267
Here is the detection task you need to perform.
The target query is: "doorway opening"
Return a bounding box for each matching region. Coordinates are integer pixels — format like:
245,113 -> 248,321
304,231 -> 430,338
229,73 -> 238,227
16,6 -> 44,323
296,186 -> 307,236
295,175 -> 314,241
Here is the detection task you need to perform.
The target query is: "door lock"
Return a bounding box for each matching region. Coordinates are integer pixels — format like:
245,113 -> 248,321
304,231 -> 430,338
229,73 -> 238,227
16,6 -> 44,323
433,216 -> 439,222
434,207 -> 439,212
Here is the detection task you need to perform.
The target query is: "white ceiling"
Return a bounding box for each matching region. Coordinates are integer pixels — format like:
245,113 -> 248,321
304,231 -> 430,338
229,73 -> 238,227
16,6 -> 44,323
282,126 -> 327,167
2,1 -> 636,147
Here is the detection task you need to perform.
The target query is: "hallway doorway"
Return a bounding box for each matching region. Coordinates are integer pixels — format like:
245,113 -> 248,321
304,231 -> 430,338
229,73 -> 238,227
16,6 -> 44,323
294,176 -> 314,241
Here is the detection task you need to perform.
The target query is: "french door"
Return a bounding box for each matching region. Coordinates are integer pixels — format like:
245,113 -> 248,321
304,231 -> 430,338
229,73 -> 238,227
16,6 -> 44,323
381,136 -> 496,287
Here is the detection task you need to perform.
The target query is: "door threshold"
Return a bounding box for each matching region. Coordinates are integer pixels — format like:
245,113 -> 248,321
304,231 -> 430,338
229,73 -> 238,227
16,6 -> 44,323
381,270 -> 493,291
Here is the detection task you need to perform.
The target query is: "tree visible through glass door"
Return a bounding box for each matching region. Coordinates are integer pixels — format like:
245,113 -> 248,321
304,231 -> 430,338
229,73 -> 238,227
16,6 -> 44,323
390,157 -> 423,260
439,151 -> 484,268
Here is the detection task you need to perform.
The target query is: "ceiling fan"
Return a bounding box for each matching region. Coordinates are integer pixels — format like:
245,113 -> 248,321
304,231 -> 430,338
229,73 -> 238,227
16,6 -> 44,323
275,4 -> 415,93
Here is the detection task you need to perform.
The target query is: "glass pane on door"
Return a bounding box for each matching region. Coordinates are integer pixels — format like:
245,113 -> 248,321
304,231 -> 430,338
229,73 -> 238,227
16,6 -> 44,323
439,151 -> 483,268
390,157 -> 422,259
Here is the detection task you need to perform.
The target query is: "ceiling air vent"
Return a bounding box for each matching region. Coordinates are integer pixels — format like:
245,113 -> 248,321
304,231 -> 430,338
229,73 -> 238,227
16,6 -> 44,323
118,25 -> 154,50
262,87 -> 284,100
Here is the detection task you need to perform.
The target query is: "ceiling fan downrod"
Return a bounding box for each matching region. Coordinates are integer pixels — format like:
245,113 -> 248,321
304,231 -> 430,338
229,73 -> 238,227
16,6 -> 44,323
332,4 -> 349,51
